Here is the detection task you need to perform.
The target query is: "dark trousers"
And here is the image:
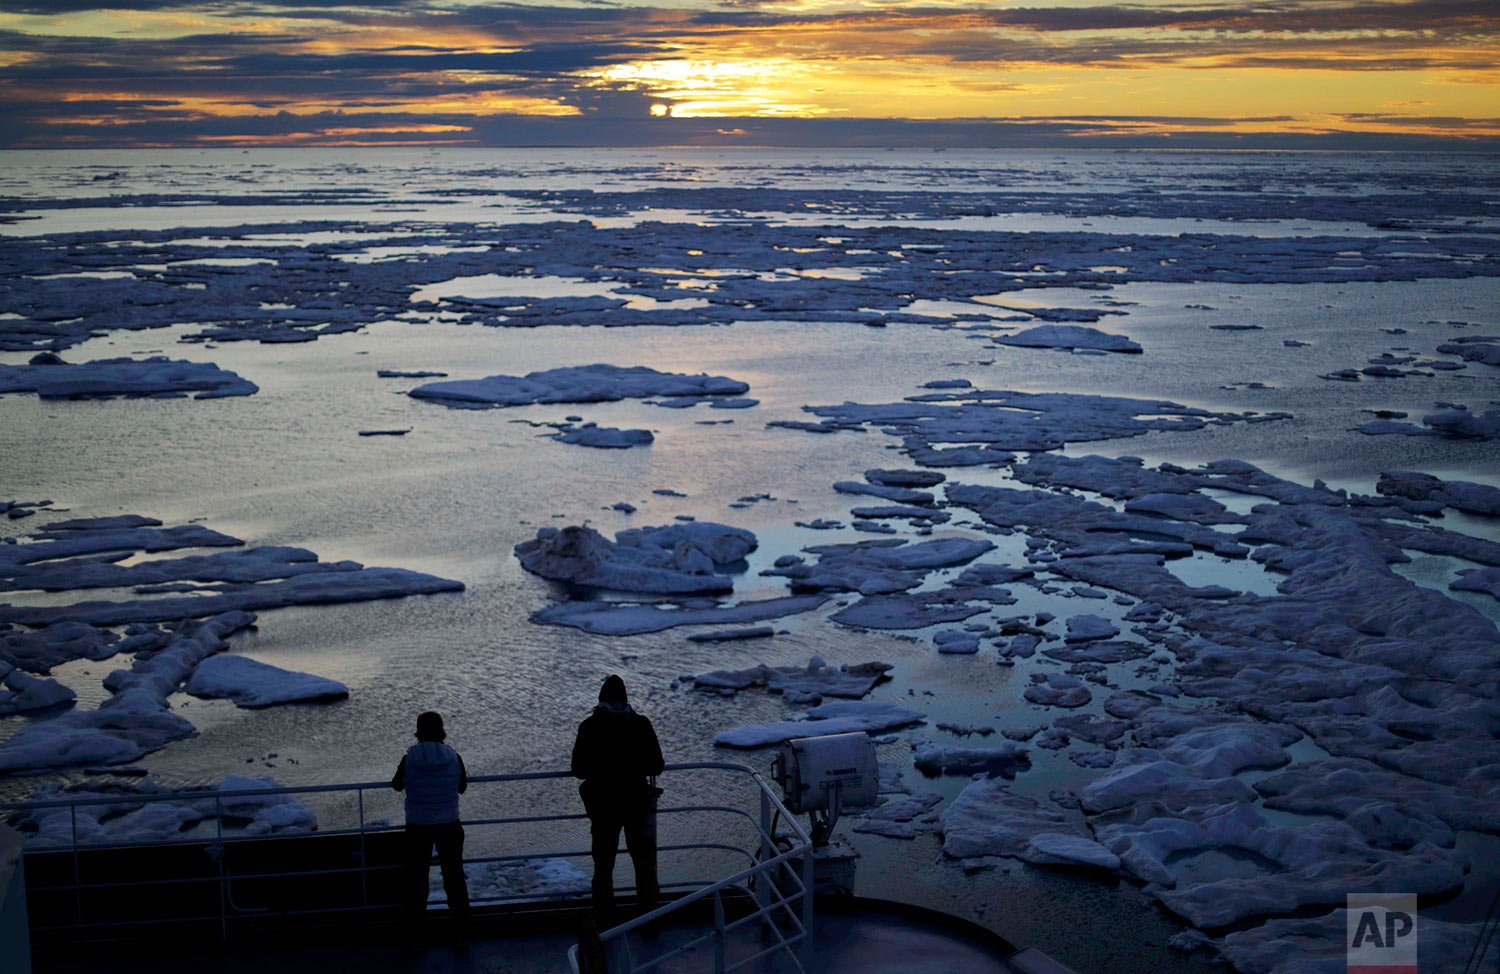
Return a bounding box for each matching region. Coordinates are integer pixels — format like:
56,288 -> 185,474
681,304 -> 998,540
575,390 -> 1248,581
403,821 -> 470,925
585,793 -> 658,917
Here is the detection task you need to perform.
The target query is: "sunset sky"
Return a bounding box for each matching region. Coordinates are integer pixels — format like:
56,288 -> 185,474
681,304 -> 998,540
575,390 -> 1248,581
1,0 -> 1496,148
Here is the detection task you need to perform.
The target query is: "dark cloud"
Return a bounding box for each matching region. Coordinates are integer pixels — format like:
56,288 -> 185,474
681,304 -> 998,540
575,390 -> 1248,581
3,109 -> 1496,150
1,0 -> 1493,148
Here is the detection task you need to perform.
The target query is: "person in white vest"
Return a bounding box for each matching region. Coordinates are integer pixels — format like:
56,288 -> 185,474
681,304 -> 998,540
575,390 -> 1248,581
392,711 -> 470,935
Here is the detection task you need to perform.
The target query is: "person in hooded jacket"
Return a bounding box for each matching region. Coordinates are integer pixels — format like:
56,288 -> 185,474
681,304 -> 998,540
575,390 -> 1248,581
392,711 -> 470,932
571,675 -> 664,918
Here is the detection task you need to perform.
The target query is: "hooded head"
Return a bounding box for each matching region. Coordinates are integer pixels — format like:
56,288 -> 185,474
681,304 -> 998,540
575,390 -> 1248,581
415,711 -> 446,742
599,675 -> 628,706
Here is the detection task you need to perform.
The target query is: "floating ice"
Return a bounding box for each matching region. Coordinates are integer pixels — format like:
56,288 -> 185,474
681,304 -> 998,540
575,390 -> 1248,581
0,356 -> 257,400
1023,672 -> 1091,708
765,537 -> 993,596
532,594 -> 829,636
0,671 -> 76,715
1452,567 -> 1500,600
1220,908 -> 1497,974
1376,470 -> 1500,517
1094,802 -> 1465,929
0,612 -> 255,773
514,523 -> 754,595
939,779 -> 1086,860
0,567 -> 463,627
1022,833 -> 1120,870
184,655 -> 349,708
933,630 -> 980,654
912,739 -> 1029,777
714,699 -> 925,748
410,364 -> 748,408
852,790 -> 942,840
13,774 -> 317,847
1064,614 -> 1119,643
1436,335 -> 1500,367
780,389 -> 1285,463
550,423 -> 653,449
688,658 -> 889,702
994,325 -> 1142,354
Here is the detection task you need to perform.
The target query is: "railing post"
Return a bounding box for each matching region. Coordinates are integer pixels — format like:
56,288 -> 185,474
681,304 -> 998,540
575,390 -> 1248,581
357,786 -> 368,910
800,842 -> 814,967
757,788 -> 772,921
70,804 -> 81,926
713,889 -> 726,974
215,796 -> 227,942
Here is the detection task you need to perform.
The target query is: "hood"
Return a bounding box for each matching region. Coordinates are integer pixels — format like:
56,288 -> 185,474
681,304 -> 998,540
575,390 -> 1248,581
594,701 -> 635,718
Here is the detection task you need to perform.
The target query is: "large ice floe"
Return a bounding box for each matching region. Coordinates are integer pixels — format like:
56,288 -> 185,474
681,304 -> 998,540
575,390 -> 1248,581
4,189 -> 1495,352
409,364 -> 748,408
10,774 -> 316,847
771,389 -> 1287,464
0,515 -> 463,628
0,356 -> 257,399
0,611 -> 255,772
515,522 -> 756,595
715,700 -> 925,748
994,324 -> 1143,354
184,655 -> 349,708
0,512 -> 463,773
687,658 -> 890,705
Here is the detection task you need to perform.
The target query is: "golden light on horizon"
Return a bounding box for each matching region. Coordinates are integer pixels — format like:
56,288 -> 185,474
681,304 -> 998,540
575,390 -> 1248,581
0,0 -> 1494,147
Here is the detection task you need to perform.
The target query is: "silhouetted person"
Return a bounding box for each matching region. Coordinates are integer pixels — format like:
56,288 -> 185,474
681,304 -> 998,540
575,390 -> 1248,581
392,711 -> 470,935
571,675 -> 664,920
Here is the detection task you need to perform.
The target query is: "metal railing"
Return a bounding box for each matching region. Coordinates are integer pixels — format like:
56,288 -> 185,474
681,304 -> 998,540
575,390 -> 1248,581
1,761 -> 814,972
566,770 -> 813,974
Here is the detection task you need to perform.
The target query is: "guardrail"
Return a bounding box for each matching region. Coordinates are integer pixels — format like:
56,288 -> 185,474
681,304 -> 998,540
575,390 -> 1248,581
1,761 -> 814,972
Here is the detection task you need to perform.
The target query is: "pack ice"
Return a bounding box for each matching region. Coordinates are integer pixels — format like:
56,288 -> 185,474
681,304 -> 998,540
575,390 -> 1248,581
409,364 -> 748,408
515,522 -> 756,595
0,356 -> 257,400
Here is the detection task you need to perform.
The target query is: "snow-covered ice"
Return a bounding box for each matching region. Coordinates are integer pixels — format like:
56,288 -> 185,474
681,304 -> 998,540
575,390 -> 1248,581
550,423 -> 653,448
184,655 -> 349,708
514,522 -> 754,594
0,356 -> 257,400
715,699 -> 925,748
994,325 -> 1142,354
410,364 -> 748,408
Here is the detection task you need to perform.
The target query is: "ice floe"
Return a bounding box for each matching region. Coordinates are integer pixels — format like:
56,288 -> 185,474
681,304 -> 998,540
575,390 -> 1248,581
184,655 -> 349,708
515,523 -> 754,595
939,779 -> 1087,860
994,325 -> 1142,354
550,423 -> 653,448
532,594 -> 829,636
12,774 -> 317,847
410,364 -> 748,408
776,389 -> 1286,462
0,612 -> 255,773
715,699 -> 925,748
0,671 -> 76,715
687,658 -> 889,703
0,356 -> 257,400
912,738 -> 1029,777
1220,908 -> 1496,974
1094,803 -> 1465,929
763,537 -> 994,595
